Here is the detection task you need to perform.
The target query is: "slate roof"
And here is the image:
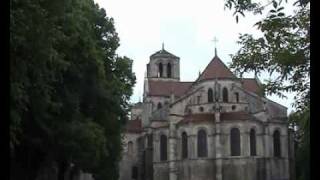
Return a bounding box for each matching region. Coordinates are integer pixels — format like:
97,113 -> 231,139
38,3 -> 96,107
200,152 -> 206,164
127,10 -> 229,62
197,56 -> 236,81
125,118 -> 143,133
148,80 -> 193,97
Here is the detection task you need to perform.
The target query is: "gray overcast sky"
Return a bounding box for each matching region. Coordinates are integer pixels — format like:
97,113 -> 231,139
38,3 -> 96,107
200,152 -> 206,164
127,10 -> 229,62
94,0 -> 297,113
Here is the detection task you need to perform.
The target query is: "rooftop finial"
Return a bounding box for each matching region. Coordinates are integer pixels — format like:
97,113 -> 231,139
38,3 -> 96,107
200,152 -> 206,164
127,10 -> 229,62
212,36 -> 218,57
162,42 -> 164,50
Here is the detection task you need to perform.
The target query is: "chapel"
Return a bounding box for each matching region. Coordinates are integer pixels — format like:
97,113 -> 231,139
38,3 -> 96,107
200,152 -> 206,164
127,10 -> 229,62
119,46 -> 295,180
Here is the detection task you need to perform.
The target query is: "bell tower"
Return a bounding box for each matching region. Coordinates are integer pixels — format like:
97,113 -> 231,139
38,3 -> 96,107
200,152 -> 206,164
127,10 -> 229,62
146,44 -> 180,81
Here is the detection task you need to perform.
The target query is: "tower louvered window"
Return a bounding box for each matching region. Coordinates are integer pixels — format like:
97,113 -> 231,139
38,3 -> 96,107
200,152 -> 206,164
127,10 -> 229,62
167,63 -> 172,78
159,63 -> 163,77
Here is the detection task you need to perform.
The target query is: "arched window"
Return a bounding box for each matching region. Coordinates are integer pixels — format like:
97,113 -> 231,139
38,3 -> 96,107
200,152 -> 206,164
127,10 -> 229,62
167,63 -> 172,78
197,129 -> 208,157
159,63 -> 163,77
160,135 -> 167,161
250,129 -> 257,156
223,87 -> 228,102
208,88 -> 213,103
230,128 -> 241,156
235,92 -> 239,103
273,130 -> 281,157
182,132 -> 188,159
131,166 -> 138,179
147,134 -> 153,148
128,141 -> 133,155
157,102 -> 162,110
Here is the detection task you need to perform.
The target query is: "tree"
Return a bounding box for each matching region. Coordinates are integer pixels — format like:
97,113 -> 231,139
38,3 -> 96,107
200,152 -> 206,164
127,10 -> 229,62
224,0 -> 309,179
10,0 -> 135,180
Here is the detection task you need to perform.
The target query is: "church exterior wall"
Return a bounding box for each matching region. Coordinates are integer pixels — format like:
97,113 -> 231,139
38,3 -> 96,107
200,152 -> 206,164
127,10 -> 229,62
153,162 -> 169,180
119,48 -> 293,180
119,133 -> 141,180
222,158 -> 267,180
178,159 -> 215,180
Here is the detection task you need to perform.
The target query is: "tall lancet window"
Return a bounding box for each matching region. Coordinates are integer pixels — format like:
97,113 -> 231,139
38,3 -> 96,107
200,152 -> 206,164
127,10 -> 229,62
235,92 -> 239,103
157,102 -> 162,110
160,135 -> 167,161
230,128 -> 241,156
159,63 -> 163,77
182,132 -> 188,159
128,141 -> 133,155
197,129 -> 208,157
223,87 -> 229,102
167,63 -> 172,78
273,130 -> 281,157
208,88 -> 213,103
250,129 -> 257,156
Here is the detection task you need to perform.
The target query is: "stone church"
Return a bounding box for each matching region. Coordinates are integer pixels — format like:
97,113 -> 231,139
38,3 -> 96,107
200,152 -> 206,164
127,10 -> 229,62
119,46 -> 295,180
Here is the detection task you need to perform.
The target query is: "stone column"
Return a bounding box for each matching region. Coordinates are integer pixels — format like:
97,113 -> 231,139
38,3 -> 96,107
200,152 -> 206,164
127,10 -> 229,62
263,124 -> 271,180
214,110 -> 223,180
163,62 -> 167,78
169,119 -> 178,180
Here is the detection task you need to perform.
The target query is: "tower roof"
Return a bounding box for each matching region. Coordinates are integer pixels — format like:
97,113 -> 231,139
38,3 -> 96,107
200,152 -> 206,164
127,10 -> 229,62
150,48 -> 179,59
197,56 -> 236,81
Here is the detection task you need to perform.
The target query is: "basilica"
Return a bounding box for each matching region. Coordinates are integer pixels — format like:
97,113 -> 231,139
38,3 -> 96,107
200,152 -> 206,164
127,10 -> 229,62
119,46 -> 295,180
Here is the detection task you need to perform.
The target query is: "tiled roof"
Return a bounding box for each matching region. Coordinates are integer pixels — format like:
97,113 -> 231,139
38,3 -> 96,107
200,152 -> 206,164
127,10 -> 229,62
178,111 -> 252,125
220,111 -> 252,120
197,56 -> 236,81
125,118 -> 143,133
242,78 -> 262,96
178,113 -> 215,124
150,49 -> 178,58
148,80 -> 193,97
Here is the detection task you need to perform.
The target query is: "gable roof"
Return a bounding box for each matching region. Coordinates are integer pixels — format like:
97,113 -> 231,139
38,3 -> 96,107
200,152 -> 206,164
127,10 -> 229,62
150,49 -> 178,59
148,80 -> 192,97
197,56 -> 236,81
242,78 -> 263,96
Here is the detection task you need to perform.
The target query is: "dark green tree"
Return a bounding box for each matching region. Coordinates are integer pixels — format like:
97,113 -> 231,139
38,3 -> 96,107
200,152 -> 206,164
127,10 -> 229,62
10,0 -> 135,180
224,0 -> 309,180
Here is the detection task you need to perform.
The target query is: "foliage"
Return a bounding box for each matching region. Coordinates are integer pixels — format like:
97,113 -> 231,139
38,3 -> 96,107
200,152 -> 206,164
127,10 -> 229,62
10,0 -> 135,179
288,106 -> 309,180
224,0 -> 309,180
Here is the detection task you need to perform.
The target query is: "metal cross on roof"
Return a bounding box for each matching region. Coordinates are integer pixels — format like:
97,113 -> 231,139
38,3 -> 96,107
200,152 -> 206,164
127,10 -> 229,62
211,37 -> 218,56
212,37 -> 218,47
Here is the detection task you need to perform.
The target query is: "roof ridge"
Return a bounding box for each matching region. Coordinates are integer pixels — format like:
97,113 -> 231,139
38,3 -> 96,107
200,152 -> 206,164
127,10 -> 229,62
197,56 -> 236,81
150,48 -> 178,58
